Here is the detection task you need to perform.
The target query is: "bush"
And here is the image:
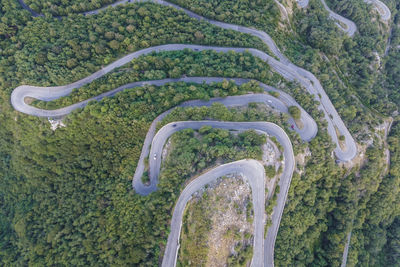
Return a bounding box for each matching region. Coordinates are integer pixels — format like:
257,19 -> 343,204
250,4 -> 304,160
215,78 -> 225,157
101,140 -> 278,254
264,165 -> 276,178
288,106 -> 301,120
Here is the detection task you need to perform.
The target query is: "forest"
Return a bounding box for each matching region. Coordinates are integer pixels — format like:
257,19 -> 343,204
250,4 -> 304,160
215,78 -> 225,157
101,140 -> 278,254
0,0 -> 399,266
32,49 -> 279,110
0,0 -> 268,90
23,0 -> 120,15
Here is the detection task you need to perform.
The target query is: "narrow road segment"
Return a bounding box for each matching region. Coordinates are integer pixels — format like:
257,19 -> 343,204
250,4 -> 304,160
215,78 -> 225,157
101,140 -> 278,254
341,231 -> 352,267
295,0 -> 356,36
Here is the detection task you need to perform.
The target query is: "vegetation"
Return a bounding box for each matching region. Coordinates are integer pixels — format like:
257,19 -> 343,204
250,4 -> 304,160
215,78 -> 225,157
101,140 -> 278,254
264,165 -> 276,178
169,0 -> 281,33
274,108 -> 342,266
178,175 -> 253,266
179,195 -> 211,266
379,217 -> 400,265
164,127 -> 266,176
23,0 -> 121,16
135,3 -> 399,264
265,185 -> 279,215
164,0 -> 387,141
1,0 -> 399,265
288,105 -> 301,120
0,81 -> 271,265
323,0 -> 395,114
31,50 -> 280,110
227,242 -> 253,267
382,0 -> 400,110
344,121 -> 400,266
160,101 -> 307,156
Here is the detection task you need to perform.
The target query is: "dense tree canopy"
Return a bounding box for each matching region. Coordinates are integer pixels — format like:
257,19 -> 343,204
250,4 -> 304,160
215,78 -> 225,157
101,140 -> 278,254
0,1 -> 268,90
23,0 -> 120,15
0,0 -> 399,266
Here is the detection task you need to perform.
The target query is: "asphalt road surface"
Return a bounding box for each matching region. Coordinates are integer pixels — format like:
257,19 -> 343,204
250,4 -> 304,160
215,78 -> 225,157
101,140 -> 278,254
131,80 -> 316,195
296,0 -> 310,8
12,44 -> 356,161
11,76 -> 317,140
341,231 -> 352,267
149,121 -> 294,267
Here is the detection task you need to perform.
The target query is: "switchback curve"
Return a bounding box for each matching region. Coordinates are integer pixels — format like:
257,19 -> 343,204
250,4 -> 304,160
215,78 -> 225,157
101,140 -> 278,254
293,0 -> 357,36
364,0 -> 391,21
162,159 -> 266,267
11,0 -> 351,265
320,0 -> 357,36
11,76 -> 317,143
298,0 -> 390,23
147,121 -> 294,267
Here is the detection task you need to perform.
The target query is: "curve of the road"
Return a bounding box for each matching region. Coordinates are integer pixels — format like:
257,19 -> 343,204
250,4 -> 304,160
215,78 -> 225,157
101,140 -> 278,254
15,0 -> 357,162
149,121 -> 294,267
364,0 -> 391,21
295,0 -> 356,36
11,45 -> 355,161
11,75 -> 317,142
122,1 -> 357,162
162,159 -> 265,267
320,0 -> 357,36
296,0 -> 392,25
13,0 -> 359,265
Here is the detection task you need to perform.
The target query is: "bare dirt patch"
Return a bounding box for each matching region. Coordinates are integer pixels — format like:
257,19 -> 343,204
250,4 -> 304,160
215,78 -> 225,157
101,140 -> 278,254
294,118 -> 304,129
178,175 -> 254,267
24,96 -> 36,104
48,118 -> 66,131
262,140 -> 279,167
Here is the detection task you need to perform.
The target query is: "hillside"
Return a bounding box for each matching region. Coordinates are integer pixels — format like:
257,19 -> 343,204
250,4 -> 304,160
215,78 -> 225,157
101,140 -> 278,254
0,0 -> 399,266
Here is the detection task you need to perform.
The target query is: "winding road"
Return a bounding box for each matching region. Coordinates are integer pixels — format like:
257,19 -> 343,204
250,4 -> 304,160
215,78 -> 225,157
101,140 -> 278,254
11,43 -> 356,161
364,0 -> 391,21
15,0 -> 358,161
131,80 -> 317,195
296,0 -> 356,36
13,0 -> 362,266
11,76 -> 317,141
320,0 -> 357,37
149,121 -> 294,267
341,231 -> 352,267
297,0 -> 391,33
